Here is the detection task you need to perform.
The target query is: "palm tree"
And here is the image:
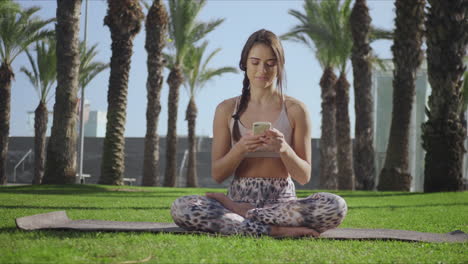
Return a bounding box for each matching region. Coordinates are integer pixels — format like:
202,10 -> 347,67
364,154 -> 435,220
350,0 -> 375,190
43,0 -> 82,184
164,0 -> 223,187
181,42 -> 236,187
422,1 -> 467,192
461,69 -> 468,131
0,6 -> 53,185
99,0 -> 144,185
377,0 -> 425,191
331,0 -> 355,190
283,0 -> 350,190
20,38 -> 56,184
284,0 -> 393,190
22,39 -> 107,185
142,0 -> 168,187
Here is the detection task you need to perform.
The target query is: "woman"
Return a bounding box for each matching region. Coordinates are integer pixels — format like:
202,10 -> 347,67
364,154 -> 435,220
171,29 -> 347,237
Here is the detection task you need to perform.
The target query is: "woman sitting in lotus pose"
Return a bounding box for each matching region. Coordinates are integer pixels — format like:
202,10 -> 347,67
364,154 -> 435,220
171,29 -> 347,237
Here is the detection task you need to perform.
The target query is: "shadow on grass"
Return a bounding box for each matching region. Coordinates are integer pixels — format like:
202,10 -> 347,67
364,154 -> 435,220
338,192 -> 428,198
0,205 -> 171,210
0,227 -> 19,233
0,184 -> 190,196
0,184 -> 109,195
349,203 -> 467,210
296,190 -> 433,198
296,191 -> 429,198
15,229 -> 186,239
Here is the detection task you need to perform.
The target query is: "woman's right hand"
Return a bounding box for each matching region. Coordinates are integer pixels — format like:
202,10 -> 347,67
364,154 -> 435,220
234,132 -> 264,154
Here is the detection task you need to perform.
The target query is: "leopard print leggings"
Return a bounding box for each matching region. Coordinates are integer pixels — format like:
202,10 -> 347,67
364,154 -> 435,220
171,177 -> 347,236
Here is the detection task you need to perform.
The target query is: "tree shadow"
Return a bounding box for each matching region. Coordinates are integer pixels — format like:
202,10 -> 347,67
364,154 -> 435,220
349,203 -> 467,210
0,184 -> 190,196
14,228 -> 186,239
295,190 -> 430,198
0,227 -> 19,233
0,184 -> 110,195
338,192 -> 428,198
0,205 -> 171,210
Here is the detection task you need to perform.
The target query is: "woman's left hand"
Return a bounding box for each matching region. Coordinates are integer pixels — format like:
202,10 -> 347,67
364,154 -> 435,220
260,128 -> 288,153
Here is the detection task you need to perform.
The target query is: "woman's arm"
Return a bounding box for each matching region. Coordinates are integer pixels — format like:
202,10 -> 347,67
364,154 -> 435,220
263,100 -> 312,185
211,100 -> 264,183
282,100 -> 312,185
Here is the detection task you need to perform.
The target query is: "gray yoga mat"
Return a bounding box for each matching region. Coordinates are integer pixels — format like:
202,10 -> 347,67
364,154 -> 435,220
15,211 -> 467,243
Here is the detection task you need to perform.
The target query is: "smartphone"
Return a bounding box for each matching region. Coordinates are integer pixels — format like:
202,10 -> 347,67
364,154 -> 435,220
252,121 -> 271,135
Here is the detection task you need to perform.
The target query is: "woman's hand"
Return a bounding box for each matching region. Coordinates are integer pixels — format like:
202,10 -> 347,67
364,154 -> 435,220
234,132 -> 264,154
260,128 -> 288,153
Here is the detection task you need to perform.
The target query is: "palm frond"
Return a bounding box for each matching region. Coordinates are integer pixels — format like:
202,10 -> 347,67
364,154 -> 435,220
167,0 -> 224,69
182,41 -> 236,97
163,52 -> 175,70
168,0 -> 206,64
78,41 -> 109,91
0,6 -> 54,64
197,67 -> 237,94
0,0 -> 20,13
200,46 -> 220,73
283,0 -> 351,68
188,18 -> 224,44
20,65 -> 40,99
370,53 -> 388,72
80,62 -> 109,90
20,37 -> 56,103
370,26 -> 394,42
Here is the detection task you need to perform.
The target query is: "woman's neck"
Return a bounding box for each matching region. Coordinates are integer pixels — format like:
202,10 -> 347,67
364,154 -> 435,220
249,85 -> 281,105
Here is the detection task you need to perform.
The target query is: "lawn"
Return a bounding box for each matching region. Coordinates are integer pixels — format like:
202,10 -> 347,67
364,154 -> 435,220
0,184 -> 466,263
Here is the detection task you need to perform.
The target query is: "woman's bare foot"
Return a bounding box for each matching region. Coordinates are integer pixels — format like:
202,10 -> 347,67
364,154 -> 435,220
270,226 -> 320,238
205,192 -> 254,217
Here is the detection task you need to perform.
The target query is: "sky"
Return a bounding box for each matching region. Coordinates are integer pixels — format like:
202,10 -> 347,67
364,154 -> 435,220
10,0 -> 395,138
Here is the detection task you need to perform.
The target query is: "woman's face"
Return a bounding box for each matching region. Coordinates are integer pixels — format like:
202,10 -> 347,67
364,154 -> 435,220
246,43 -> 278,90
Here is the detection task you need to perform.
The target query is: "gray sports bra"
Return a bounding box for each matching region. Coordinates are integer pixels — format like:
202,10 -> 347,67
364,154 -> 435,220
229,96 -> 293,158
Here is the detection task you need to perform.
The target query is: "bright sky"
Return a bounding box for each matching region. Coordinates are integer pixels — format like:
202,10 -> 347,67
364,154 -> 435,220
10,0 -> 394,138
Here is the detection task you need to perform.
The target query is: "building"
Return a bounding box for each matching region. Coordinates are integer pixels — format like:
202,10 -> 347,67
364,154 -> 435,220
84,110 -> 107,137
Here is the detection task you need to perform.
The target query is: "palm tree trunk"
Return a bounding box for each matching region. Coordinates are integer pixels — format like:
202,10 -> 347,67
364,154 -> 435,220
335,73 -> 355,190
350,0 -> 375,190
100,0 -> 143,185
142,0 -> 168,186
33,102 -> 48,184
43,0 -> 82,184
185,97 -> 198,187
164,66 -> 183,187
0,63 -> 13,185
319,66 -> 338,189
378,0 -> 425,191
422,0 -> 467,192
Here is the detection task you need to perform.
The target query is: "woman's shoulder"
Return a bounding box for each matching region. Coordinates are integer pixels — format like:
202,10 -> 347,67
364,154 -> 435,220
215,96 -> 238,115
284,95 -> 308,115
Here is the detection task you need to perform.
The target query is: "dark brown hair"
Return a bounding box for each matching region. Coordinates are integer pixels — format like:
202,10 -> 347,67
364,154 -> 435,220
232,29 -> 286,141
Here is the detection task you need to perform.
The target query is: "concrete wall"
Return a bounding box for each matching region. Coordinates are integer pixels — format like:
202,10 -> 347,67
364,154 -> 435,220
7,137 -> 321,190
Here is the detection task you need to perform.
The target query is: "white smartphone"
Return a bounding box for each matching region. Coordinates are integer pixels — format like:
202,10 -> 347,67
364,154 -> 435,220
252,121 -> 271,135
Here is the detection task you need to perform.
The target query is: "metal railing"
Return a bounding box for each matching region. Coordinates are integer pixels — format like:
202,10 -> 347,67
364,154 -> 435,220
13,149 -> 32,183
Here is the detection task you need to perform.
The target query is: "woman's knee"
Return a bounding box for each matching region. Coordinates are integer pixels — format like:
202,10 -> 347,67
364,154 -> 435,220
170,195 -> 202,225
306,192 -> 348,231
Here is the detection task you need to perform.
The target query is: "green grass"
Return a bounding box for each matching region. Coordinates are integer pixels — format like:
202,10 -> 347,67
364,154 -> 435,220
0,184 -> 467,264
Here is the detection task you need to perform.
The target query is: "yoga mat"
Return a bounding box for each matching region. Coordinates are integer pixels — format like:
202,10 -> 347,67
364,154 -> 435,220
15,211 -> 467,243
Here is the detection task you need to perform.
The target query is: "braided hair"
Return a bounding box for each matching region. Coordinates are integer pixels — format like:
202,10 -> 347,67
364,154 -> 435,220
232,29 -> 286,141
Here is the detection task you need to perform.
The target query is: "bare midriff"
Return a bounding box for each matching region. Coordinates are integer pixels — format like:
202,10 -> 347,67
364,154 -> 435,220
235,157 -> 289,179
